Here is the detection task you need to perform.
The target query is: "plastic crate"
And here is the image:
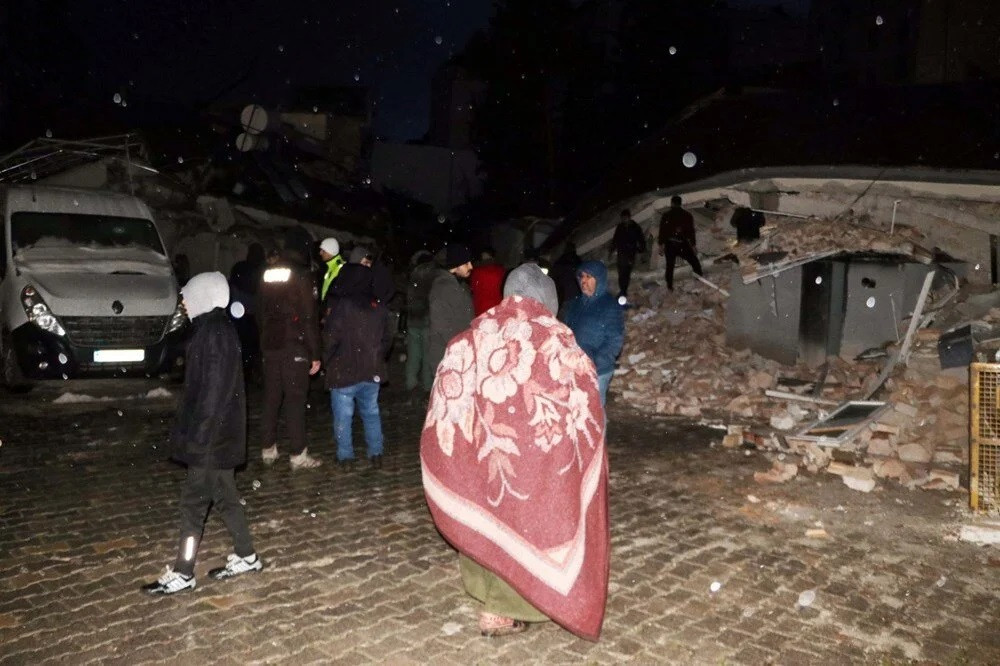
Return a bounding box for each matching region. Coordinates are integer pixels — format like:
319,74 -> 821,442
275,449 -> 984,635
971,363 -> 1000,512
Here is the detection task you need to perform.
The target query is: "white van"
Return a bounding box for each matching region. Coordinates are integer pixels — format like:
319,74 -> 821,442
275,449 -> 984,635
0,185 -> 187,388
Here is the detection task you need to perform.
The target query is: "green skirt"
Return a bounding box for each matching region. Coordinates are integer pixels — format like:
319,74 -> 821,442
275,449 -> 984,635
459,555 -> 550,623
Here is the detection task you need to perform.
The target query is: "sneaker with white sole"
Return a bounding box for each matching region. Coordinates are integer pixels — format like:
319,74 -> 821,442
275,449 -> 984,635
261,445 -> 279,465
289,450 -> 322,469
141,569 -> 195,596
208,553 -> 263,580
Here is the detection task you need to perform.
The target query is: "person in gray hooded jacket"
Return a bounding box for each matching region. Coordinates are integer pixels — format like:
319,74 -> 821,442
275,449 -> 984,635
142,272 -> 262,596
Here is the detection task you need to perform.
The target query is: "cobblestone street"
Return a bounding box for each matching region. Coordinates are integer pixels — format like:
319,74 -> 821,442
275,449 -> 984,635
1,370 -> 998,665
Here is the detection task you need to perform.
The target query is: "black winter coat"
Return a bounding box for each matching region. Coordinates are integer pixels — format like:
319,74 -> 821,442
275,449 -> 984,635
322,264 -> 391,389
170,308 -> 247,469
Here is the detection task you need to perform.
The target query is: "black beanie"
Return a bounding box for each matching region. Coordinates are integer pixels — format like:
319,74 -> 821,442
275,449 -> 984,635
445,243 -> 472,269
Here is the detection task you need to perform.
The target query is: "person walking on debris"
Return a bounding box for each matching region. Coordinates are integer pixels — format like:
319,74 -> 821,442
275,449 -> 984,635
469,247 -> 506,316
657,195 -> 703,290
142,272 -> 262,596
405,250 -> 438,393
421,262 -> 609,639
319,237 -> 345,303
322,262 -> 389,470
426,243 -> 475,377
258,236 -> 322,469
609,208 -> 646,299
730,206 -> 765,243
561,260 -> 624,407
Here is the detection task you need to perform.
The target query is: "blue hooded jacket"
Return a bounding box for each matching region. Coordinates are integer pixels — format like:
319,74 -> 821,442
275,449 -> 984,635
560,260 -> 624,375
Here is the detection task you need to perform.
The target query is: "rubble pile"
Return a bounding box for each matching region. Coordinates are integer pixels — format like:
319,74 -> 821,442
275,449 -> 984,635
733,218 -> 931,280
611,258 -> 996,496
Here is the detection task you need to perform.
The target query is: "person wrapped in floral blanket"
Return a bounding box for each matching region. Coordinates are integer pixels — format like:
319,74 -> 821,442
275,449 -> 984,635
420,262 -> 610,640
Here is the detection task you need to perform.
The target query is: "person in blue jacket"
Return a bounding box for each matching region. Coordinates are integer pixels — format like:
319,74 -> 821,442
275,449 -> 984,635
560,260 -> 625,407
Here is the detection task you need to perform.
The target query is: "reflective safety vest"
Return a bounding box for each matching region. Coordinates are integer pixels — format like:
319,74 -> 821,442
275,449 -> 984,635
321,255 -> 346,300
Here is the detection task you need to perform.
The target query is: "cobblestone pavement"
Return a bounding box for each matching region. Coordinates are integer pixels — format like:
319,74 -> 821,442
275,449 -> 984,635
1,371 -> 998,665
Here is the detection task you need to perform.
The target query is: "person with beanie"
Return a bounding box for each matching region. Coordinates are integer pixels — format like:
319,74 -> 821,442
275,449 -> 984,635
426,243 -> 474,379
319,237 -> 345,302
141,272 -> 262,595
560,260 -> 624,407
322,263 -> 390,469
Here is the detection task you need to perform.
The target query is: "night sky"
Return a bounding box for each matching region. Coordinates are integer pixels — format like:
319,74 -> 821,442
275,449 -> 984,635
5,0 -> 493,143
4,0 -> 807,146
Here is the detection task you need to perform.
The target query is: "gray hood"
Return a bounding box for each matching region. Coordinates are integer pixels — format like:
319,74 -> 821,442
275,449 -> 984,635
503,262 -> 558,315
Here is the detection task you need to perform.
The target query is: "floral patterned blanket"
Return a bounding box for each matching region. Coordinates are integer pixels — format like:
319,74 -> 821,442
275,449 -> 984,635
420,295 -> 609,640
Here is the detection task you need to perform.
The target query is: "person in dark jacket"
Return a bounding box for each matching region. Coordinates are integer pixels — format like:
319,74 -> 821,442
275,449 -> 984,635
426,243 -> 475,377
323,263 -> 390,469
729,207 -> 765,242
560,260 -> 624,407
258,243 -> 322,469
609,209 -> 647,298
228,242 -> 265,381
657,195 -> 703,290
141,272 -> 262,596
405,250 -> 437,392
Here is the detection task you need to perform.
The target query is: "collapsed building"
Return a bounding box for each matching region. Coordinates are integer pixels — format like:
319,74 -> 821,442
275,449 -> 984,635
558,165 -> 999,502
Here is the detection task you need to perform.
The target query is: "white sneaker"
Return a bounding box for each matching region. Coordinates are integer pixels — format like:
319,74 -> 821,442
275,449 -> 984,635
141,569 -> 196,595
261,445 -> 279,465
289,450 -> 322,469
208,553 -> 263,580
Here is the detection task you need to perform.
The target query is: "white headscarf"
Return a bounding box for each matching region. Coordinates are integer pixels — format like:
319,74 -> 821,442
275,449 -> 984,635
181,271 -> 230,320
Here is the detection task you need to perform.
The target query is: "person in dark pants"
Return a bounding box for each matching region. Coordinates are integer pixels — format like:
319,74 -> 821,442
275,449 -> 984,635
228,242 -> 265,381
657,195 -> 703,291
258,241 -> 322,469
141,272 -> 262,595
609,208 -> 646,298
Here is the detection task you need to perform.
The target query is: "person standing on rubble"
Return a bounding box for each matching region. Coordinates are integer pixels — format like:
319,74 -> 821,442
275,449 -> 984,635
258,235 -> 323,469
561,260 -> 624,407
657,195 -> 703,290
426,244 -> 475,377
609,208 -> 647,299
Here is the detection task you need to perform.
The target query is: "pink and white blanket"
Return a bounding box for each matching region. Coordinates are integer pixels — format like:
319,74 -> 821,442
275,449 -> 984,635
420,295 -> 609,640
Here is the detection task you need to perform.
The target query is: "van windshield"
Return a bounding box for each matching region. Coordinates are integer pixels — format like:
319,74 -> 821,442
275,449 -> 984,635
11,212 -> 166,256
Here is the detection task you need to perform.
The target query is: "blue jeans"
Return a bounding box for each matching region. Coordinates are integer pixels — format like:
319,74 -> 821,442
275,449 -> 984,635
330,382 -> 384,461
597,371 -> 613,407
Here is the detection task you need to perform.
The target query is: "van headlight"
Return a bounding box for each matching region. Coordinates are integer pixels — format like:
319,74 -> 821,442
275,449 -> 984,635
21,285 -> 66,336
166,296 -> 188,334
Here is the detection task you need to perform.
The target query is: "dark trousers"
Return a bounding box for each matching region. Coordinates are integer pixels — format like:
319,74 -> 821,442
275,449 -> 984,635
261,350 -> 310,455
173,467 -> 254,576
616,256 -> 636,296
664,240 -> 703,290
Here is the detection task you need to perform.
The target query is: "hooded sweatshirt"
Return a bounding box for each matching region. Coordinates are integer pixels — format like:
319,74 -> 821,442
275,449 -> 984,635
559,260 -> 624,375
322,264 -> 391,389
172,272 -> 246,469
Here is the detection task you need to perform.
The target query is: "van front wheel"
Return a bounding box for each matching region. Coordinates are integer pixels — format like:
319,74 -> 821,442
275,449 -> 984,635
1,335 -> 32,393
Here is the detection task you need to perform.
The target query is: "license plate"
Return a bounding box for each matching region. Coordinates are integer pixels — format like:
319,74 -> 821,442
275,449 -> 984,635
93,349 -> 145,363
